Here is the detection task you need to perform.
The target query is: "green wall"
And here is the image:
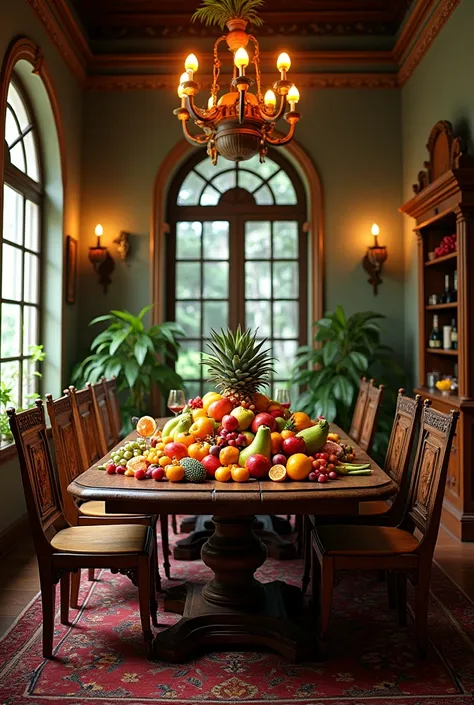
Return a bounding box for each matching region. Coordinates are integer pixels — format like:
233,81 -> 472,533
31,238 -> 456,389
402,0 -> 468,385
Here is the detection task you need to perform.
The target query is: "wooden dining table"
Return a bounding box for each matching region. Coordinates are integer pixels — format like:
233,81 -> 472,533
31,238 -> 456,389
68,422 -> 396,663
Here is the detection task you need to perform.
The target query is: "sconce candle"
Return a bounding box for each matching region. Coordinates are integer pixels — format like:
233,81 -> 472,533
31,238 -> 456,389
362,223 -> 388,295
88,223 -> 114,292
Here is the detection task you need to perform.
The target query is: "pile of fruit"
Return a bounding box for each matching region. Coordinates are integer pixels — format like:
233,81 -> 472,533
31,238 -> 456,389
98,327 -> 370,484
434,232 -> 456,258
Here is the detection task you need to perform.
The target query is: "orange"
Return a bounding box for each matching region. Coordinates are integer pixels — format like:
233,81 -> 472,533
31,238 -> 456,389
136,415 -> 157,437
269,464 -> 287,482
215,466 -> 231,482
190,417 -> 215,439
254,392 -> 270,412
175,432 -> 196,448
192,408 -> 208,421
165,464 -> 185,482
270,432 -> 283,454
286,453 -> 312,481
126,455 -> 148,472
159,455 -> 171,467
207,398 -> 233,422
290,412 -> 312,432
281,429 -> 295,440
188,442 -> 211,461
202,392 -> 222,412
231,465 -> 250,482
219,446 -> 239,466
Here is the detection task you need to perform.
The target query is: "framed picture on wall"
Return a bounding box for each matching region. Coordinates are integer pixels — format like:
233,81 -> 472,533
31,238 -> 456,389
65,235 -> 77,304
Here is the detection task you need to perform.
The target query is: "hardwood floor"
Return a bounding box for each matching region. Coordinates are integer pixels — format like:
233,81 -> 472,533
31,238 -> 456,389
0,524 -> 473,639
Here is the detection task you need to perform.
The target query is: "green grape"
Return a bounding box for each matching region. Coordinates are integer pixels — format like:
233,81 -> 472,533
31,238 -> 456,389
123,451 -> 133,460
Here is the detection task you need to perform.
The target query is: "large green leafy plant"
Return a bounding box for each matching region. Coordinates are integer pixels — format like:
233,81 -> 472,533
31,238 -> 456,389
292,307 -> 406,462
73,307 -> 185,428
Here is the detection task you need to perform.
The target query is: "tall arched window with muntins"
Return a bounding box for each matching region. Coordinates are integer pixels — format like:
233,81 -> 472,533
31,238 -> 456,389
167,150 -> 308,399
2,78 -> 42,408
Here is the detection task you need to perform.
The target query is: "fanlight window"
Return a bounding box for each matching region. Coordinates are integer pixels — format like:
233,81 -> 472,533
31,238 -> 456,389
5,82 -> 40,182
178,154 -> 297,207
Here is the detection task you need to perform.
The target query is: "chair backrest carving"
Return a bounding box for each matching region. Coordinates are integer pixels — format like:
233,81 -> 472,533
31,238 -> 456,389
384,390 -> 422,487
88,381 -> 114,453
66,386 -> 102,467
358,381 -> 384,453
105,377 -> 121,444
8,401 -> 65,553
349,377 -> 369,442
404,401 -> 459,547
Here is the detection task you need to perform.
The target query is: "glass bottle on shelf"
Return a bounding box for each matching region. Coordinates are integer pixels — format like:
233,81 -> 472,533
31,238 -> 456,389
428,315 -> 442,349
452,270 -> 458,302
441,274 -> 453,303
451,318 -> 458,350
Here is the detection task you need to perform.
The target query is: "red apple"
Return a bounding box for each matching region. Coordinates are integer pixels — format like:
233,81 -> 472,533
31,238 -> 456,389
164,441 -> 188,460
222,414 -> 239,432
245,453 -> 271,479
151,467 -> 165,481
272,453 -> 287,466
251,412 -> 276,434
282,436 -> 306,456
202,454 -> 221,478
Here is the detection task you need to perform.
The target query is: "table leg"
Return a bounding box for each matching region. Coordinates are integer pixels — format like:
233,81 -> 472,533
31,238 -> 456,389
152,515 -> 313,663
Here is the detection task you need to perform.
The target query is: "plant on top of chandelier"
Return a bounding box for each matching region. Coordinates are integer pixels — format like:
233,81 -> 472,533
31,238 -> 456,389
192,0 -> 265,28
175,0 -> 301,164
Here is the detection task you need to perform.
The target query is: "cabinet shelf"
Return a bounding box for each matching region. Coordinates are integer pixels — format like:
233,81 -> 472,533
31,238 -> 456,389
425,302 -> 458,310
426,348 -> 458,356
424,252 -> 457,267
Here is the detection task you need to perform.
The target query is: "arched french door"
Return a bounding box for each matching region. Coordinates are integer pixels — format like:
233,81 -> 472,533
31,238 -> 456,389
166,149 -> 308,399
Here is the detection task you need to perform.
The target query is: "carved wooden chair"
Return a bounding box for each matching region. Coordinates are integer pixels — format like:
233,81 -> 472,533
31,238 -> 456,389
310,401 -> 459,656
46,392 -> 164,605
302,390 -> 423,592
348,377 -> 369,442
66,385 -> 103,470
88,380 -> 116,453
104,376 -> 122,445
8,401 -> 158,658
358,380 -> 384,454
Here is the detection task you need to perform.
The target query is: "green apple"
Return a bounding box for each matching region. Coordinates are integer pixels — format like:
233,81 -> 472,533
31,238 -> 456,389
275,416 -> 286,432
230,406 -> 255,431
241,430 -> 255,446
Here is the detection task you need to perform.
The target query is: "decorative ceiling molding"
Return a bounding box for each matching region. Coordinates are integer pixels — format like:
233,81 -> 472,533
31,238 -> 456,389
23,0 -> 459,90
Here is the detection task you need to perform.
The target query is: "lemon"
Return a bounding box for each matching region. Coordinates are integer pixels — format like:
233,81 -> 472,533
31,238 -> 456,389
268,464 -> 287,482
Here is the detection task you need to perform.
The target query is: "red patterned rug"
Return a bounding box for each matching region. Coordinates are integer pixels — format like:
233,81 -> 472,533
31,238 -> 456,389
1,522 -> 474,705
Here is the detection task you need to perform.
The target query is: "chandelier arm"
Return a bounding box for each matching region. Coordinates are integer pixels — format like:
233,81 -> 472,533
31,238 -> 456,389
264,121 -> 297,147
248,34 -> 263,102
181,119 -> 212,146
186,94 -> 217,123
258,94 -> 288,123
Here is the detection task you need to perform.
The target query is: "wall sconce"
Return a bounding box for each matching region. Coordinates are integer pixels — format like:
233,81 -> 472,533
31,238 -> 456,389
362,223 -> 388,295
113,231 -> 131,262
88,224 -> 115,293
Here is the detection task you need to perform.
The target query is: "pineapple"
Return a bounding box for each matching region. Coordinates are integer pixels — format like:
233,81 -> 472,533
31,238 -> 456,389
203,326 -> 274,408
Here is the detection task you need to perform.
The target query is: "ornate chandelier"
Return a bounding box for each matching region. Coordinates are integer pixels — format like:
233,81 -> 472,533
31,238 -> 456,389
174,1 -> 301,164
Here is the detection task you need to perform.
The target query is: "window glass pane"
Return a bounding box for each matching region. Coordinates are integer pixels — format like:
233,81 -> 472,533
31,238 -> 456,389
273,261 -> 298,298
23,305 -> 38,355
176,262 -> 200,299
273,221 -> 298,259
24,253 -> 39,304
176,301 -> 201,337
5,107 -> 20,147
211,171 -> 236,194
25,200 -> 40,252
1,303 -> 21,357
245,261 -> 271,299
176,341 -> 202,380
2,244 -> 23,300
200,185 -> 220,206
273,340 -> 298,379
254,184 -> 274,205
246,300 -> 271,338
24,132 -> 39,182
238,171 -> 263,193
203,262 -> 229,299
243,155 -> 279,179
3,185 -> 23,245
10,142 -> 26,173
0,360 -> 20,408
195,159 -> 232,180
183,381 -> 201,400
176,221 -> 201,260
245,221 -> 271,259
178,171 -> 205,205
203,301 -> 228,336
22,358 -> 38,407
269,171 -> 297,204
273,301 -> 298,338
7,84 -> 30,131
203,221 -> 229,260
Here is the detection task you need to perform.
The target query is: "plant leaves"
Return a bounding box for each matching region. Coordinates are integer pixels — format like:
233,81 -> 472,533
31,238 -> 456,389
109,328 -> 131,355
322,340 -> 339,367
124,359 -> 139,388
348,351 -> 369,371
134,340 -> 148,366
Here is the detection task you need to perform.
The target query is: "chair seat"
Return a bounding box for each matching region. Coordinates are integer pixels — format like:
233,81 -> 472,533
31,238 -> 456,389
314,524 -> 420,556
79,500 -> 148,519
51,524 -> 149,554
358,499 -> 391,516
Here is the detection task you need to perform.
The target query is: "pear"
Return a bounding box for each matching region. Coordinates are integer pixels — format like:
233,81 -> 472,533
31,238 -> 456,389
275,416 -> 286,432
296,418 -> 329,454
230,406 -> 255,431
238,425 -> 272,466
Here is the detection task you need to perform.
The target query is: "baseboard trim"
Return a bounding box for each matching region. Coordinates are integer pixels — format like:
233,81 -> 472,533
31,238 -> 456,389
0,514 -> 30,559
441,501 -> 474,541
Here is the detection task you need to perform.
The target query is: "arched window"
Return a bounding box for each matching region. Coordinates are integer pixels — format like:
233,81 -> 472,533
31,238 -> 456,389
1,78 -> 42,408
166,150 -> 308,399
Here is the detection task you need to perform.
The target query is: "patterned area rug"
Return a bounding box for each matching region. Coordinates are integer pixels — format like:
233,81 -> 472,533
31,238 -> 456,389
1,522 -> 474,705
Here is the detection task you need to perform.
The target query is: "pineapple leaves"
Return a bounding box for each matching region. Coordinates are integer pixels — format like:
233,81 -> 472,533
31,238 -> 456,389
192,0 -> 265,29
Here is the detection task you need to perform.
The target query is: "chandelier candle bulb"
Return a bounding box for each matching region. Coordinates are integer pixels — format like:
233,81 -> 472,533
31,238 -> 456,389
287,85 -> 300,111
234,47 -> 249,75
277,52 -> 291,79
207,96 -> 214,110
264,89 -> 277,109
178,84 -> 186,108
185,53 -> 198,80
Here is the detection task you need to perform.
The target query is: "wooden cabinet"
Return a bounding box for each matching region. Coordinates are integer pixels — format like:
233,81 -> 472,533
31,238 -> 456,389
400,121 -> 474,540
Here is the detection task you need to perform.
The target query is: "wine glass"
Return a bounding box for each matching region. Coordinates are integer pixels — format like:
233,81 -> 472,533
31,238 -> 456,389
275,388 -> 291,410
167,389 -> 186,416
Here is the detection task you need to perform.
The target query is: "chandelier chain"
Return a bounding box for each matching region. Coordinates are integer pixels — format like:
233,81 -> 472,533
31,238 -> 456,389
211,36 -> 226,104
248,35 -> 263,103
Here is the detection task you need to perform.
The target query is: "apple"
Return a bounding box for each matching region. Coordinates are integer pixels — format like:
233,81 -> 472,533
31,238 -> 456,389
164,441 -> 188,460
230,406 -> 255,431
282,436 -> 306,456
208,398 -> 233,421
222,414 -> 239,432
241,431 -> 255,446
272,453 -> 287,466
202,454 -> 221,478
251,412 -> 276,434
116,465 -> 126,474
151,467 -> 165,481
135,468 -> 147,480
275,417 -> 286,432
106,463 -> 116,475
245,453 -> 271,479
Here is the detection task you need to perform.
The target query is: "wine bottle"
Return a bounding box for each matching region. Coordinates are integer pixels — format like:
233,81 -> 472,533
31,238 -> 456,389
451,318 -> 458,350
428,315 -> 442,349
453,270 -> 458,302
441,274 -> 453,304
